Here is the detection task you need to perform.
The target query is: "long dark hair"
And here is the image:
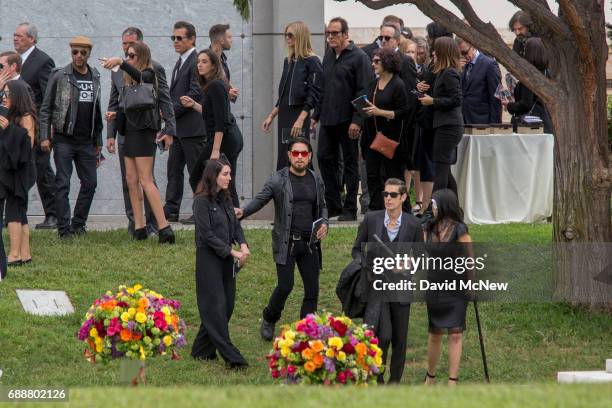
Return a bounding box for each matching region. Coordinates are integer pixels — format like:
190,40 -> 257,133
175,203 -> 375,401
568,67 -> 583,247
194,159 -> 231,201
4,80 -> 37,139
196,49 -> 228,91
425,189 -> 464,234
524,37 -> 547,72
432,36 -> 460,74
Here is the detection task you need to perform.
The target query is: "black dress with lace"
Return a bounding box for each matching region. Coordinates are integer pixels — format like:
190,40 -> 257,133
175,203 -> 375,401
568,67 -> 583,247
424,220 -> 470,334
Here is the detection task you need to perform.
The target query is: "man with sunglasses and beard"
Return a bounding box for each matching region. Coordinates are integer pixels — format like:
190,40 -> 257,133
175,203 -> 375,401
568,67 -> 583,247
236,138 -> 329,341
39,36 -> 103,239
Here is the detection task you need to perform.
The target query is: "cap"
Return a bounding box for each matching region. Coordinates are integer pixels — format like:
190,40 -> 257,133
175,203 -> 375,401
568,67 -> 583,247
69,36 -> 93,49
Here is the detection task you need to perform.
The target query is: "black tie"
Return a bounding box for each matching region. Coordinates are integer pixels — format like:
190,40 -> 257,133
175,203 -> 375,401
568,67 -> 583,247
465,62 -> 474,82
171,58 -> 181,85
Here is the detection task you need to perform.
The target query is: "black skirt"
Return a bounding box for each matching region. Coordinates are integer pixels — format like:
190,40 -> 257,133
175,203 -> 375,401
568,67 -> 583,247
433,125 -> 463,164
123,128 -> 157,158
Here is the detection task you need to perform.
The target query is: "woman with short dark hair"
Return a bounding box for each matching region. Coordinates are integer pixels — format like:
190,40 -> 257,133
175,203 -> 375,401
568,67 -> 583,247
362,47 -> 409,211
191,159 -> 249,368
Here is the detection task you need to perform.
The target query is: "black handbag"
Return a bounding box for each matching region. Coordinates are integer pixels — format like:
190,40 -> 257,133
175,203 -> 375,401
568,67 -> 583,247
123,76 -> 157,113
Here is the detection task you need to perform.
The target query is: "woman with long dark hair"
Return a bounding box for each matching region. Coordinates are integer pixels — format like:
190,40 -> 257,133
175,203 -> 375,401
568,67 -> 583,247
418,37 -> 463,200
261,21 -> 323,170
191,159 -> 249,368
103,41 -> 175,243
180,49 -> 243,207
423,188 -> 473,386
0,80 -> 36,266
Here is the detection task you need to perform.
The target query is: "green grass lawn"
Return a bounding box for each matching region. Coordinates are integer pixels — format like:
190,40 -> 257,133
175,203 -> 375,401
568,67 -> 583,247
0,223 -> 610,405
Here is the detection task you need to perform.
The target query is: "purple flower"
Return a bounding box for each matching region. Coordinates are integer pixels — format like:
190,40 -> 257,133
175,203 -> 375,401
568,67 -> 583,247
174,336 -> 187,348
324,358 -> 336,373
127,321 -> 136,330
78,318 -> 94,340
370,364 -> 380,374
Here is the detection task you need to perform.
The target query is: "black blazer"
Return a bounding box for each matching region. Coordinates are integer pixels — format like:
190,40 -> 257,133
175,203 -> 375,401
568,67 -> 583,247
20,47 -> 55,110
169,51 -> 206,138
193,193 -> 247,259
432,67 -> 463,128
461,54 -> 502,125
398,53 -> 418,124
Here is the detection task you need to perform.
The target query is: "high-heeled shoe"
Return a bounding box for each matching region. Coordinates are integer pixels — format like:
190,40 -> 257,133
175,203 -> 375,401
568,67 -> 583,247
158,225 -> 175,244
133,228 -> 148,241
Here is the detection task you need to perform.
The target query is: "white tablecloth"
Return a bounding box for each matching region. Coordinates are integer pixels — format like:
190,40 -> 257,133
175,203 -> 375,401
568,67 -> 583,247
451,133 -> 554,224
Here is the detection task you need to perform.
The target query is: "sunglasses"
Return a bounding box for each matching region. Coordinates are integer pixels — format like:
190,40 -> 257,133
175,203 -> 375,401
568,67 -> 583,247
127,53 -> 137,59
382,191 -> 401,198
325,30 -> 343,38
285,32 -> 294,39
71,49 -> 89,56
372,58 -> 381,65
171,35 -> 190,42
0,90 -> 8,98
290,150 -> 309,158
378,35 -> 393,42
0,63 -> 3,70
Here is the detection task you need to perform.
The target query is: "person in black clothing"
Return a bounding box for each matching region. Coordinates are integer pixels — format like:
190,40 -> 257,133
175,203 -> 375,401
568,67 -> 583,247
13,22 -> 57,230
418,37 -> 463,199
39,36 -> 103,239
361,15 -> 404,60
209,24 -> 240,103
237,138 -> 329,341
508,11 -> 536,59
181,49 -> 243,208
261,21 -> 323,170
361,48 -> 409,212
504,38 -> 553,134
102,42 -> 175,244
423,189 -> 474,386
313,17 -> 375,221
191,159 -> 250,368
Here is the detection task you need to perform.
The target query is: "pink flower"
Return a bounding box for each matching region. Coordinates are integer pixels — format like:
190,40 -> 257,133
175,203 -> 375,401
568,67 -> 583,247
271,369 -> 280,379
370,337 -> 379,345
287,365 -> 297,375
106,317 -> 122,336
337,371 -> 347,384
365,329 -> 374,337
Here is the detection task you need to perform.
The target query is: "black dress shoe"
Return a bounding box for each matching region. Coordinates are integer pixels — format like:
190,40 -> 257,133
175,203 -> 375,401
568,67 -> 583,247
166,213 -> 179,223
327,208 -> 343,218
133,228 -> 148,241
179,215 -> 195,225
7,259 -> 23,267
260,318 -> 275,341
58,231 -> 73,240
337,211 -> 357,221
158,225 -> 175,244
71,225 -> 87,236
35,215 -> 57,230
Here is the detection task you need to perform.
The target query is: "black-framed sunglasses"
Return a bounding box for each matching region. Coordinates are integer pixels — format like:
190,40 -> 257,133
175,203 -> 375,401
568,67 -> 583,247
378,35 -> 393,42
171,35 -> 190,42
71,49 -> 88,56
372,58 -> 381,65
127,53 -> 137,59
285,32 -> 294,39
0,90 -> 8,98
382,191 -> 401,198
325,30 -> 343,38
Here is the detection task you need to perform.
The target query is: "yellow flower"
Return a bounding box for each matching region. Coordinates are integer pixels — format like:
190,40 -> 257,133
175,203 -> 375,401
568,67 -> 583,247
328,337 -> 343,350
135,312 -> 147,323
374,355 -> 383,366
121,312 -> 131,323
284,330 -> 296,341
139,345 -> 146,360
325,348 -> 335,358
337,351 -> 347,361
162,306 -> 171,316
128,308 -> 136,317
89,327 -> 99,338
280,346 -> 291,357
95,337 -> 103,353
163,335 -> 173,346
133,284 -> 143,292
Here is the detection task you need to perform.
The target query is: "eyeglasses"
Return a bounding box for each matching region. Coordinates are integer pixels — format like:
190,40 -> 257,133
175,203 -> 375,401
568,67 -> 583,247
290,150 -> 309,158
127,53 -> 136,59
372,58 -> 381,65
285,32 -> 294,39
325,30 -> 343,38
171,35 -> 190,42
0,90 -> 8,98
71,49 -> 88,56
378,35 -> 393,42
382,191 -> 401,198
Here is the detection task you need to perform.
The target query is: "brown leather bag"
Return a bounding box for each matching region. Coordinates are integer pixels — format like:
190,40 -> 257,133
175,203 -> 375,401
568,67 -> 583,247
368,82 -> 399,160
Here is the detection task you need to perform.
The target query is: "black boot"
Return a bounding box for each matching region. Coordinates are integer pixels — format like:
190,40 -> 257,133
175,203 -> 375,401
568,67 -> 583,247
133,228 -> 148,241
260,318 -> 275,341
158,225 -> 175,244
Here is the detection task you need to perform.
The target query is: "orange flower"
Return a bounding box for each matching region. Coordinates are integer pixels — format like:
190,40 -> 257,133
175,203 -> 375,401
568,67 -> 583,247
309,340 -> 324,353
301,348 -> 314,360
304,361 -> 316,372
355,342 -> 367,356
132,332 -> 142,341
138,298 -> 149,309
101,300 -> 116,311
120,329 -> 132,342
172,315 -> 179,332
312,353 -> 324,368
87,338 -> 95,351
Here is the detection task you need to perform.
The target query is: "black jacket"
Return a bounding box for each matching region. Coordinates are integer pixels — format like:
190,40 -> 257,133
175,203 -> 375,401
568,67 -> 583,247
193,193 -> 247,258
461,53 -> 502,125
242,167 -> 328,265
432,67 -> 463,128
416,63 -> 436,129
275,56 -> 323,112
169,50 -> 206,138
314,43 -> 375,127
20,47 -> 55,110
398,53 -> 418,124
361,39 -> 380,61
507,81 -> 553,133
0,124 -> 31,201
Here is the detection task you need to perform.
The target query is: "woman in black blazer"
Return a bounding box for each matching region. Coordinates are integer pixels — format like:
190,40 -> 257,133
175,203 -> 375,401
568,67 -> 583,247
191,159 -> 250,368
362,48 -> 409,211
419,37 -> 463,197
261,21 -> 323,170
103,41 -> 175,243
181,49 -> 243,207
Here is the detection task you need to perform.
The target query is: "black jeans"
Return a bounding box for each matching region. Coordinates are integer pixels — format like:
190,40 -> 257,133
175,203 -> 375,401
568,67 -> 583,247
118,138 -> 158,234
0,200 -> 6,280
377,302 -> 411,384
263,239 -> 320,323
317,122 -> 359,214
53,142 -> 98,234
363,146 -> 404,211
191,246 -> 247,365
164,136 -> 206,216
34,145 -> 56,217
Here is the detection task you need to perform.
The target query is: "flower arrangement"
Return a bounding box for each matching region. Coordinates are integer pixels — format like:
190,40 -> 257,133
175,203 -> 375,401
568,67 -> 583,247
266,312 -> 384,385
78,284 -> 187,363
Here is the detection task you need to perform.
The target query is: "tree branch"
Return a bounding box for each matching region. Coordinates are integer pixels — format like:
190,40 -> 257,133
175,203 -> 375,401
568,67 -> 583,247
557,0 -> 594,66
353,0 -> 410,9
507,0 -> 570,37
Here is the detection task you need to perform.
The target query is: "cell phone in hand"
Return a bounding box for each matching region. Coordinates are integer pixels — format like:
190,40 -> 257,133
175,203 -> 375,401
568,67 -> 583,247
0,105 -> 9,118
157,139 -> 166,154
410,89 -> 425,98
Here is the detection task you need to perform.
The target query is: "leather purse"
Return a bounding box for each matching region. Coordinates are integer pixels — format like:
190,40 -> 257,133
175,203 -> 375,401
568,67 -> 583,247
123,75 -> 157,113
369,82 -> 399,160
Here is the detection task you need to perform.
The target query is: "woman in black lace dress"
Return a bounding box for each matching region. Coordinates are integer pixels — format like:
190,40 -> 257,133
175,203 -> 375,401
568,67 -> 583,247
423,188 -> 474,386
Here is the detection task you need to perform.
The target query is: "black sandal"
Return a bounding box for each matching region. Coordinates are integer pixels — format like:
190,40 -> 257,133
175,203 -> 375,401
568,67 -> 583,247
425,372 -> 436,383
449,376 -> 459,384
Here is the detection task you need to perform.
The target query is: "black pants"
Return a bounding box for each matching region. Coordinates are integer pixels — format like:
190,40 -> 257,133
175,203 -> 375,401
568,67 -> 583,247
416,127 -> 436,183
432,125 -> 462,195
0,200 -> 6,280
118,138 -> 158,235
53,143 -> 97,234
317,122 -> 359,214
34,145 -> 56,217
164,136 -> 206,216
377,302 -> 411,383
364,146 -> 404,211
191,246 -> 247,365
263,239 -> 320,323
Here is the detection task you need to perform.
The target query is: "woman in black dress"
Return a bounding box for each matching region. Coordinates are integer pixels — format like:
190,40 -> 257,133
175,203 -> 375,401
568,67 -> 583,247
191,159 -> 250,368
418,37 -> 463,199
361,48 -> 409,211
423,188 -> 473,386
181,49 -> 243,207
103,41 -> 175,243
261,21 -> 323,170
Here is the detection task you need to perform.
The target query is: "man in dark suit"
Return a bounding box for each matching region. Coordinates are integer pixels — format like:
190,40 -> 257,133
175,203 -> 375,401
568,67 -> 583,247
362,15 -> 404,60
105,27 -> 177,236
352,178 -> 423,384
457,38 -> 502,125
14,22 -> 57,230
163,21 -> 207,224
